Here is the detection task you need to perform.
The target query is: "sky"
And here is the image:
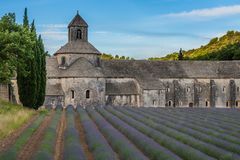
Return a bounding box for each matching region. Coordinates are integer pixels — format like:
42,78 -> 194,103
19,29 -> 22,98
1,0 -> 240,59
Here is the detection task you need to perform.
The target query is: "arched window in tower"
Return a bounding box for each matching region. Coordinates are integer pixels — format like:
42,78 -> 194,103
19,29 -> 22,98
76,29 -> 82,39
86,90 -> 90,99
71,90 -> 75,99
61,56 -> 66,65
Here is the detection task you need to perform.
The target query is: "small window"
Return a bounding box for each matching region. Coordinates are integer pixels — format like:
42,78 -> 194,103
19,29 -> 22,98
206,101 -> 208,107
187,87 -> 191,92
199,87 -> 202,92
223,86 -> 226,92
51,99 -> 55,105
166,88 -> 170,92
236,101 -> 239,107
71,90 -> 75,99
237,87 -> 239,92
61,56 -> 66,65
86,90 -> 90,99
153,100 -> 156,106
226,101 -> 229,107
96,57 -> 100,67
168,101 -> 172,106
77,29 -> 82,39
179,101 -> 183,106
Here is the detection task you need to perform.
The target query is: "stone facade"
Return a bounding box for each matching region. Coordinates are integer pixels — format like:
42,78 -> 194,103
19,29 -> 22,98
0,80 -> 19,103
44,12 -> 240,108
0,84 -> 10,101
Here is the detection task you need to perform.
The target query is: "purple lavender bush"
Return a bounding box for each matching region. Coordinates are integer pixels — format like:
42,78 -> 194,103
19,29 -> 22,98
86,107 -> 148,160
104,106 -> 214,160
63,107 -> 86,160
96,107 -> 181,160
77,107 -> 118,160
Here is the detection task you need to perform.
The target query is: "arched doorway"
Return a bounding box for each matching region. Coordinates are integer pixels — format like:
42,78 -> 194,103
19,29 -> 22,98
189,102 -> 193,108
168,100 -> 172,107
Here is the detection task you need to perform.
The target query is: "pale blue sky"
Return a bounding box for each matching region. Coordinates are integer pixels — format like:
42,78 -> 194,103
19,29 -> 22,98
1,0 -> 240,59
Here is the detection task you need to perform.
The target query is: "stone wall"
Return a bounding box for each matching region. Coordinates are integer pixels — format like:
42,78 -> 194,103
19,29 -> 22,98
0,84 -> 9,101
56,53 -> 99,67
46,77 -> 105,107
45,77 -> 240,108
141,78 -> 240,108
105,78 -> 141,107
44,95 -> 64,108
143,90 -> 165,107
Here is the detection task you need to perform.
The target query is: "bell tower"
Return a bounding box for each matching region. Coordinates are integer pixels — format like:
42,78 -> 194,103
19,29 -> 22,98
68,11 -> 88,42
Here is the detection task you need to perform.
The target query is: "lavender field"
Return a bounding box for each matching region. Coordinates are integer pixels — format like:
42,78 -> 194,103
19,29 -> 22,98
1,106 -> 240,160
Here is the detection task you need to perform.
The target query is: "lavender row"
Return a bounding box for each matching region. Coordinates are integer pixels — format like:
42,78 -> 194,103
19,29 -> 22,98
141,107 -> 240,145
135,107 -> 240,155
154,108 -> 240,131
63,108 -> 86,160
175,108 -> 240,122
175,109 -> 240,129
104,107 -> 214,160
86,107 -> 148,160
142,107 -> 240,139
96,107 -> 181,160
117,107 -> 240,160
77,107 -> 118,160
34,110 -> 62,160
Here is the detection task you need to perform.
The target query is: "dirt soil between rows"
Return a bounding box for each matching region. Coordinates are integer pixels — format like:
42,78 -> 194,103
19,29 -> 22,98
17,111 -> 54,160
75,113 -> 94,160
0,114 -> 38,153
54,110 -> 66,160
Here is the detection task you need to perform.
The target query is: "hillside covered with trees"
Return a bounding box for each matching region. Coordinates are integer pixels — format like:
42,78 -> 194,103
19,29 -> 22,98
101,53 -> 134,60
149,31 -> 240,61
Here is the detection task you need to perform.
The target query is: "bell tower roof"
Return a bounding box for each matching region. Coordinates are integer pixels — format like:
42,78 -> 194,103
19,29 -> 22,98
68,11 -> 88,28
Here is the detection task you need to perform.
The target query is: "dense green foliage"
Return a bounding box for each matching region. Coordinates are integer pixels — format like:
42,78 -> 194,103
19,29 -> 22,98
0,8 -> 46,109
0,13 -> 32,82
17,8 -> 46,109
101,53 -> 134,60
149,31 -> 240,61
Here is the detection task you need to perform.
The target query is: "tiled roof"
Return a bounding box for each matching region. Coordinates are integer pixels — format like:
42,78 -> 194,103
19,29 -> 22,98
54,41 -> 100,55
68,12 -> 88,27
106,81 -> 139,95
46,57 -> 103,78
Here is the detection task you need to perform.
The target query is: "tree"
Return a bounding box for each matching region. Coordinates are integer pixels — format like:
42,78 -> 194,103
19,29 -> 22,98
17,8 -> 38,109
0,9 -> 46,109
0,13 -> 31,83
178,48 -> 183,60
23,8 -> 29,28
35,35 -> 46,108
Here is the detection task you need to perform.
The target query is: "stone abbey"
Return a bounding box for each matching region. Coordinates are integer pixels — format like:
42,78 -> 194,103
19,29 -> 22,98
1,12 -> 240,108
42,12 -> 240,108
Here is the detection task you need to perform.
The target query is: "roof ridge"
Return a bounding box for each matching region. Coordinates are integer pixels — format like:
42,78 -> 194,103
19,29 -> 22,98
68,12 -> 88,28
54,41 -> 100,55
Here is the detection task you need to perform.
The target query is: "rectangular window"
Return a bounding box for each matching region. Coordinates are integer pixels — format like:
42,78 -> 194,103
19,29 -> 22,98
223,86 -> 226,92
51,99 -> 55,104
86,90 -> 90,99
71,90 -> 74,99
153,100 -> 156,106
226,101 -> 229,107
